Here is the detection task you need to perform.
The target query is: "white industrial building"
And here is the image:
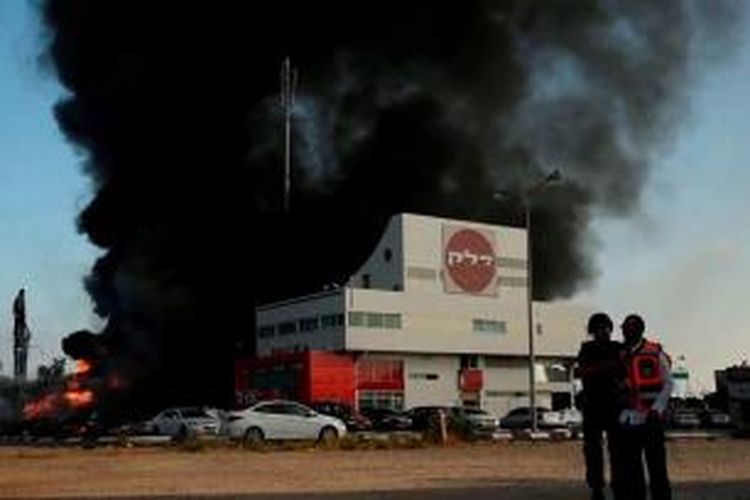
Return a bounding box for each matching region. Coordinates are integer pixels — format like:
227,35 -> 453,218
243,213 -> 587,417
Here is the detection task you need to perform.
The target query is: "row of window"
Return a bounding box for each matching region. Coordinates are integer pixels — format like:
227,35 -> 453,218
257,313 -> 345,338
472,319 -> 507,334
348,311 -> 402,329
259,313 -> 505,338
358,390 -> 404,411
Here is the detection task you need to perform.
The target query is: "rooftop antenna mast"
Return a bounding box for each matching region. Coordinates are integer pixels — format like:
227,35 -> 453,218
280,57 -> 298,214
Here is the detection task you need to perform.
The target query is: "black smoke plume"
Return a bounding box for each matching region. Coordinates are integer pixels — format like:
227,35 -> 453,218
41,1 -> 741,408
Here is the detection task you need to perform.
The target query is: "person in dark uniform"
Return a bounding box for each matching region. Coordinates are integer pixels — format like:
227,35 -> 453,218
577,312 -> 627,500
619,314 -> 673,500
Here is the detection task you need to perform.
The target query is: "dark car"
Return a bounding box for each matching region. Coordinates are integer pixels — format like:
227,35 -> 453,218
311,401 -> 372,432
360,407 -> 412,431
407,406 -> 498,439
702,409 -> 731,429
450,407 -> 498,437
406,406 -> 451,431
668,408 -> 702,429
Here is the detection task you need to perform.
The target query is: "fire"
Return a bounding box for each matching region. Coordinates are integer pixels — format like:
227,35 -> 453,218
23,357 -> 97,420
64,390 -> 94,407
75,359 -> 92,375
23,393 -> 59,420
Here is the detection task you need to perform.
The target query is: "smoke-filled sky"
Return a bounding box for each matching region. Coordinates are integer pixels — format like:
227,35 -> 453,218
0,1 -> 749,392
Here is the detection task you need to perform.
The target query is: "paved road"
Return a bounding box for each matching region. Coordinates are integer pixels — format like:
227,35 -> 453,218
9,481 -> 749,500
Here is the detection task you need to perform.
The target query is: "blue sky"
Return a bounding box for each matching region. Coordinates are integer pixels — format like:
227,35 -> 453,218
0,1 -> 101,375
1,1 -> 748,391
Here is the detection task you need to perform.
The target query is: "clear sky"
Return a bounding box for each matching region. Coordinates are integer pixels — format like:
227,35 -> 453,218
1,1 -> 748,391
0,1 -> 101,376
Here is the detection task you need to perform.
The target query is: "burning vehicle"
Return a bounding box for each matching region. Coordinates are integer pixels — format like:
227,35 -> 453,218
21,359 -> 96,439
19,331 -> 133,441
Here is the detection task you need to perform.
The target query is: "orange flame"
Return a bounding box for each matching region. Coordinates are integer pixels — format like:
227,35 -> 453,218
75,359 -> 93,375
23,394 -> 59,420
64,390 -> 94,407
23,358 -> 97,420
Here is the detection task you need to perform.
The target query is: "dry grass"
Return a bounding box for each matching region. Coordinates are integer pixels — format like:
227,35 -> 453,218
1,439 -> 748,498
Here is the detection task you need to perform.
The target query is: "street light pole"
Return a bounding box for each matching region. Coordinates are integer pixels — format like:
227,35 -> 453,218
525,197 -> 538,433
493,170 -> 560,434
523,170 -> 560,434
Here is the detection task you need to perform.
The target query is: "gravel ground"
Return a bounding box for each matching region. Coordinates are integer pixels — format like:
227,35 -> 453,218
1,439 -> 749,498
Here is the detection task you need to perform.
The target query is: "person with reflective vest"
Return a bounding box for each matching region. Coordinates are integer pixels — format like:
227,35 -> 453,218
619,314 -> 674,500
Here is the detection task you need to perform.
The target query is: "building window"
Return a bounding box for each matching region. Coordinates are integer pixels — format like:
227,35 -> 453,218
358,390 -> 404,411
349,311 -> 401,330
536,323 -> 543,335
278,321 -> 297,335
545,363 -> 570,383
383,313 -> 401,329
357,359 -> 404,389
362,274 -> 371,289
460,355 -> 479,369
257,325 -> 276,338
366,312 -> 384,328
348,311 -> 365,326
299,317 -> 319,332
472,319 -> 507,334
321,313 -> 344,329
408,373 -> 439,381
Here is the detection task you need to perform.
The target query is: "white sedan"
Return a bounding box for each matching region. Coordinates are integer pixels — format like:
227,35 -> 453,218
147,407 -> 220,438
223,400 -> 347,444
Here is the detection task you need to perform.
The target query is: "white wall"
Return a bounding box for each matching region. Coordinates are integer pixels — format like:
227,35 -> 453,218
256,290 -> 346,356
344,214 -> 580,357
533,301 -> 588,356
403,354 -> 461,409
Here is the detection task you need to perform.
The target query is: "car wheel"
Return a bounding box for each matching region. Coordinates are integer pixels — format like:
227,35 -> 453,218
242,427 -> 264,448
318,426 -> 339,446
174,425 -> 190,442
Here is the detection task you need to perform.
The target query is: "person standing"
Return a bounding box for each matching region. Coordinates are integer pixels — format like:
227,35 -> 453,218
619,314 -> 674,500
576,312 -> 627,500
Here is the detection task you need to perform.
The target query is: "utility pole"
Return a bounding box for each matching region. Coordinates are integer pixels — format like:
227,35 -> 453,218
280,57 -> 297,214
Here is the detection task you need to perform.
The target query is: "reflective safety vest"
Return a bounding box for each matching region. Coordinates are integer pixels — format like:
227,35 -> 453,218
627,339 -> 669,411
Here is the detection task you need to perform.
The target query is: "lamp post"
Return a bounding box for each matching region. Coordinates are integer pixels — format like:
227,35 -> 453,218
496,170 -> 560,433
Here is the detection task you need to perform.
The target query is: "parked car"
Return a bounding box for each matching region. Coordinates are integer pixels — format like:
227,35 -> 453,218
702,409 -> 731,428
310,401 -> 372,432
558,407 -> 583,432
449,407 -> 499,437
405,406 -> 448,431
223,400 -> 347,444
668,408 -> 702,429
406,406 -> 498,438
360,407 -> 413,431
499,407 -> 564,430
146,407 -> 220,438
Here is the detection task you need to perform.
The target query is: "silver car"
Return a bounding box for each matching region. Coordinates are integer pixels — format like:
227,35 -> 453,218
223,400 -> 347,444
147,407 -> 220,438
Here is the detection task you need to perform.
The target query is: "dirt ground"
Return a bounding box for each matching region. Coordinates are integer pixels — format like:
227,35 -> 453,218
1,439 -> 749,498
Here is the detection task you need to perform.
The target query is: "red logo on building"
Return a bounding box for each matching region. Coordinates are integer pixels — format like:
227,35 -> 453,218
444,227 -> 497,295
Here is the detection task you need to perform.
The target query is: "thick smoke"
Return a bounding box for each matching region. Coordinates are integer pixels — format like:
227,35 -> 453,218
41,1 -> 740,408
